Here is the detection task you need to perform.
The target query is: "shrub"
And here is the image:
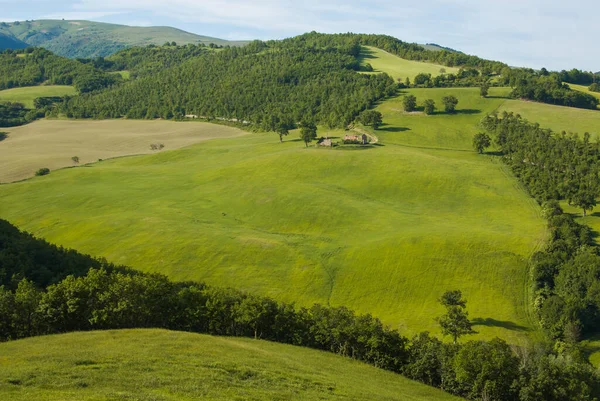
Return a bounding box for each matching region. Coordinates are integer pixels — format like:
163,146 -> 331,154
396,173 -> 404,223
35,168 -> 50,176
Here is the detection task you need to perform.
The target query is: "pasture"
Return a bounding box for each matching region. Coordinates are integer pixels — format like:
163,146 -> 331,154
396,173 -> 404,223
360,46 -> 459,82
0,329 -> 462,401
0,85 -> 76,108
0,119 -> 246,183
497,99 -> 600,138
0,89 -> 547,342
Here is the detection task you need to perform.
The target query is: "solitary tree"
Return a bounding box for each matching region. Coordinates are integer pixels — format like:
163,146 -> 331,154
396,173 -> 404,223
71,156 -> 80,165
442,95 -> 459,113
437,290 -> 475,343
403,95 -> 417,112
480,82 -> 490,98
423,99 -> 435,115
472,133 -> 491,153
299,122 -> 317,147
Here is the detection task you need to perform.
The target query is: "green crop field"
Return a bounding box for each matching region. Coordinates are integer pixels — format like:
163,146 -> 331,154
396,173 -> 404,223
0,329 -> 462,401
497,99 -> 600,138
0,85 -> 76,108
0,119 -> 246,183
360,46 -> 460,82
0,87 -> 548,343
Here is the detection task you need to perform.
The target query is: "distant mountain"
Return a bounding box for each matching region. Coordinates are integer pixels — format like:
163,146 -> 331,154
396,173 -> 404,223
0,20 -> 248,58
0,32 -> 28,50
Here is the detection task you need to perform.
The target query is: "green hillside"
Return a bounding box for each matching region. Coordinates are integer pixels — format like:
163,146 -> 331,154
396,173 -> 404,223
0,32 -> 27,50
0,329 -> 461,401
497,99 -> 600,139
361,46 -> 460,81
0,87 -> 547,342
0,20 -> 246,58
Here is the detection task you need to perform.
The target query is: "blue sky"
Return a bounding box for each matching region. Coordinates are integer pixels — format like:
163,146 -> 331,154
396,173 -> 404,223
1,0 -> 597,71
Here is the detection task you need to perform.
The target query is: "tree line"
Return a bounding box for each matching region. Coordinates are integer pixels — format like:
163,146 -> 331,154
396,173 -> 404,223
502,68 -> 599,110
0,218 -> 598,401
480,112 -> 600,341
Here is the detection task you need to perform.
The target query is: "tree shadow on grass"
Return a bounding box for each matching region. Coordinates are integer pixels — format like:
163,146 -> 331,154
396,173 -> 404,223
453,109 -> 482,115
378,126 -> 410,133
471,317 -> 530,332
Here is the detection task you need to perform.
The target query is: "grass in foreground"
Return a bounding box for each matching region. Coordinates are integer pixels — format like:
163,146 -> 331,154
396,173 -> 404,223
0,329 -> 462,401
0,85 -> 76,108
360,46 -> 459,82
0,97 -> 546,342
0,119 -> 246,182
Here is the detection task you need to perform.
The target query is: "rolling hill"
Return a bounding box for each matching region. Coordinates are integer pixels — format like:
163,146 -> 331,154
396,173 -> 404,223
0,87 -> 547,343
0,20 -> 247,58
0,32 -> 27,50
0,329 -> 462,401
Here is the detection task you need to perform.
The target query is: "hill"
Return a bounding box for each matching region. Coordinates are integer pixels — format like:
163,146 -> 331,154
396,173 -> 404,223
0,329 -> 462,401
0,32 -> 27,50
0,87 -> 547,342
0,20 -> 247,58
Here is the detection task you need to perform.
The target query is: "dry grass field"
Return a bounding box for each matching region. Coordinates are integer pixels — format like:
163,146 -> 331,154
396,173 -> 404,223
0,119 -> 246,183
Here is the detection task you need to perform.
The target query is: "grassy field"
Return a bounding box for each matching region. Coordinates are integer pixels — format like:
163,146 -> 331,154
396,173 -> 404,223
497,99 -> 600,138
360,46 -> 460,82
0,85 -> 76,108
375,87 -> 511,149
0,329 -> 462,401
0,119 -> 246,183
0,89 -> 547,342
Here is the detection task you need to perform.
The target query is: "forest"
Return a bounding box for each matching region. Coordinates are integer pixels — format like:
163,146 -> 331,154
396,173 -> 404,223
0,47 -> 118,93
58,40 -> 397,129
0,218 -> 598,401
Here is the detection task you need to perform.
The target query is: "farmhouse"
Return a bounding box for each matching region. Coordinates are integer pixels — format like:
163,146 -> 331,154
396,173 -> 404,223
343,134 -> 368,144
318,138 -> 333,147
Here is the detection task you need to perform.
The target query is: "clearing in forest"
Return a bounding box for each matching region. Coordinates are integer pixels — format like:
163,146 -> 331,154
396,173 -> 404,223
360,46 -> 460,82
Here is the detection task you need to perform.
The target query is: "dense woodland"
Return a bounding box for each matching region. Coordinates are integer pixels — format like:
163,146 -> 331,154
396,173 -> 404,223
80,43 -> 211,79
0,47 -> 118,92
58,40 -> 397,129
481,113 -> 600,340
0,218 -> 598,401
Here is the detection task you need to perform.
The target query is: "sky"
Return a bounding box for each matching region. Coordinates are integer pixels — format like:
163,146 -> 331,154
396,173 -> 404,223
1,0 -> 597,71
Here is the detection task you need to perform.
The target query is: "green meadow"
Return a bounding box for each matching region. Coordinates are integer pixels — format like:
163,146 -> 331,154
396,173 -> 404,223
497,98 -> 600,138
0,86 -> 547,342
361,46 -> 459,82
0,85 -> 76,108
0,329 -> 462,401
